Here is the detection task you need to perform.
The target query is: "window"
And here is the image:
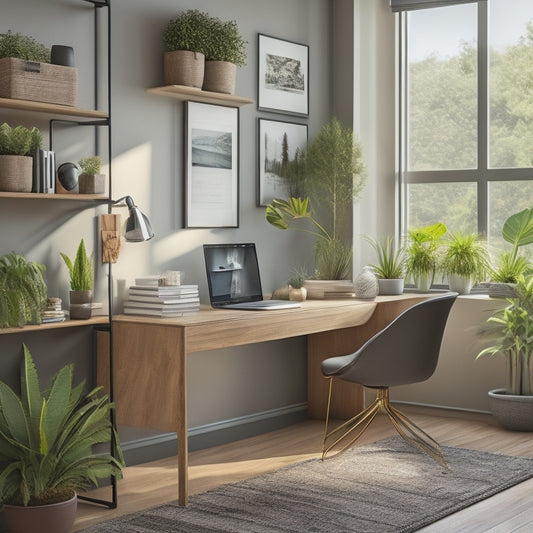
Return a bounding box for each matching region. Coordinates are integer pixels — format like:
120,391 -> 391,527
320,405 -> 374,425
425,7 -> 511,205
399,0 -> 533,251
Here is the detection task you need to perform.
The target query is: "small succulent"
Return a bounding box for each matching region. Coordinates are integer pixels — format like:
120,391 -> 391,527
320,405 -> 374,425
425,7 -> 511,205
78,155 -> 102,175
0,30 -> 50,63
0,123 -> 42,156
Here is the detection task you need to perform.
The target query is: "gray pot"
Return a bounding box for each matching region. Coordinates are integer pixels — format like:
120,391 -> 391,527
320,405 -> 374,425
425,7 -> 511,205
69,290 -> 93,320
377,278 -> 404,295
488,388 -> 533,431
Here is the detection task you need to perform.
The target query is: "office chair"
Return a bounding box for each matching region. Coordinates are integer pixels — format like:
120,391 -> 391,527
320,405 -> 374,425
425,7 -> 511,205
321,293 -> 458,467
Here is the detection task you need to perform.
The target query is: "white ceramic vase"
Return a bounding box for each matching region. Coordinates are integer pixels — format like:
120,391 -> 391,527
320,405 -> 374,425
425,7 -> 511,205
354,266 -> 378,299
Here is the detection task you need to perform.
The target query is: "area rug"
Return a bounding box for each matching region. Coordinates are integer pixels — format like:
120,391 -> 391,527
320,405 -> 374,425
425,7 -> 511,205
80,436 -> 533,532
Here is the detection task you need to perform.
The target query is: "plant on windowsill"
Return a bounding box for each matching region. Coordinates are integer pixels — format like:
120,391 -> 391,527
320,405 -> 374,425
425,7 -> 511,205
0,344 -> 124,533
477,274 -> 533,430
78,155 -> 105,195
364,235 -> 406,295
441,231 -> 489,295
60,238 -> 94,320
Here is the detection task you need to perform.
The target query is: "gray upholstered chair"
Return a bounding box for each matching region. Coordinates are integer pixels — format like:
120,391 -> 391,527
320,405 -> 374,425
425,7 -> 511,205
321,293 -> 458,466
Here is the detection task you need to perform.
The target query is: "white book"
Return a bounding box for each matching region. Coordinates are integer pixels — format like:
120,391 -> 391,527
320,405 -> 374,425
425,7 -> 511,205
124,299 -> 200,310
127,294 -> 200,304
123,307 -> 199,317
129,286 -> 198,296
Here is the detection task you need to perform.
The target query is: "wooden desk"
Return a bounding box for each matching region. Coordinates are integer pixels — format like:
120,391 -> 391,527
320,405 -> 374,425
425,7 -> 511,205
101,294 -> 430,505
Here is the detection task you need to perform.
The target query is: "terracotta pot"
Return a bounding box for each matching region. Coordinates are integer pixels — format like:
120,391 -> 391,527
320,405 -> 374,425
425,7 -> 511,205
4,493 -> 77,533
69,289 -> 93,319
0,155 -> 33,192
163,50 -> 205,88
202,61 -> 236,94
78,173 -> 105,194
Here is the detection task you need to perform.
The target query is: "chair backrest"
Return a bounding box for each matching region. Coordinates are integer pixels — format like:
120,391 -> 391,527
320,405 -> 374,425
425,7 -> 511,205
328,293 -> 458,388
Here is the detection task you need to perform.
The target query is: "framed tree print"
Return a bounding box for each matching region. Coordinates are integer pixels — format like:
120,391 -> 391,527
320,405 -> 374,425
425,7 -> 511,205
258,118 -> 308,206
184,102 -> 239,228
258,34 -> 309,117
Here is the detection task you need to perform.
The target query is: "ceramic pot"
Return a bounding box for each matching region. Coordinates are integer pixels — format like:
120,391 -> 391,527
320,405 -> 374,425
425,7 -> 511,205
202,61 -> 236,94
163,50 -> 205,88
69,289 -> 93,319
289,285 -> 307,302
416,272 -> 433,292
354,266 -> 378,299
78,173 -> 105,194
448,274 -> 472,295
0,155 -> 33,192
4,493 -> 77,533
377,278 -> 404,296
488,388 -> 533,431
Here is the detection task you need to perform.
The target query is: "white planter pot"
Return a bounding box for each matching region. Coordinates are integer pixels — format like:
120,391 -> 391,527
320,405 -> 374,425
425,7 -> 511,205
377,278 -> 404,296
448,274 -> 472,295
416,273 -> 432,292
488,388 -> 533,431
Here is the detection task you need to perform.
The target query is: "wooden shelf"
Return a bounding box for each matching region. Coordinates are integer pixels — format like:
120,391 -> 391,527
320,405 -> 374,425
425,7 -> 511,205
0,316 -> 109,335
0,191 -> 108,201
146,85 -> 254,107
0,97 -> 108,119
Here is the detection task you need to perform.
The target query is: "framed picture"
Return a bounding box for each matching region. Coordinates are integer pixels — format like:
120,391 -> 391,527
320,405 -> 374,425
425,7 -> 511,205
184,102 -> 239,228
258,118 -> 308,206
258,34 -> 309,117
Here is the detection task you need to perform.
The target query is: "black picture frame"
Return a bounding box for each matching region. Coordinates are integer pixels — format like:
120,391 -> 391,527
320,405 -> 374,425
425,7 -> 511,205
257,34 -> 309,117
184,101 -> 239,228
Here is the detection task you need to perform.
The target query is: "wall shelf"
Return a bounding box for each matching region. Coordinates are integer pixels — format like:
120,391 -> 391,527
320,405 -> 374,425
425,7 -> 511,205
0,316 -> 108,335
0,191 -> 108,201
146,85 -> 254,107
0,97 -> 108,119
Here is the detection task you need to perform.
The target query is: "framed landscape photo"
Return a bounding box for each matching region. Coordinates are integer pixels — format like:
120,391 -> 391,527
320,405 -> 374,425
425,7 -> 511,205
184,102 -> 239,228
258,34 -> 309,117
258,118 -> 308,206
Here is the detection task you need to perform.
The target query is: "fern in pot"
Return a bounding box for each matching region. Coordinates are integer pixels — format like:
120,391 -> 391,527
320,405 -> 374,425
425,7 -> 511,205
477,275 -> 533,430
365,235 -> 406,295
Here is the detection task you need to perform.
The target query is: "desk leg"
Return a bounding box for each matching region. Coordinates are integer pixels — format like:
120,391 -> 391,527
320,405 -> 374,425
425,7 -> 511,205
178,332 -> 188,506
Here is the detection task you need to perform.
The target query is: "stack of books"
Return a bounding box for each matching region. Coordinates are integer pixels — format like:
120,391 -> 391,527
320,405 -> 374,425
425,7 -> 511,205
41,297 -> 66,324
123,278 -> 200,317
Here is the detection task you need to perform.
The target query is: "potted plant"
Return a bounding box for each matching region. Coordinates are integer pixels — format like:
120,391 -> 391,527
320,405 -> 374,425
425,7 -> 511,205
365,235 -> 406,295
0,122 -> 42,192
287,267 -> 308,301
0,252 -> 47,328
441,231 -> 489,294
0,344 -> 124,533
60,238 -> 94,319
477,274 -> 533,430
202,15 -> 247,94
78,155 -> 105,194
0,30 -> 50,62
163,9 -> 212,88
405,222 -> 447,291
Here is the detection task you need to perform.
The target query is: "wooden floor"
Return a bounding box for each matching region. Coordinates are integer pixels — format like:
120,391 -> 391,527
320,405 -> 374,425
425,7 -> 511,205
74,405 -> 533,532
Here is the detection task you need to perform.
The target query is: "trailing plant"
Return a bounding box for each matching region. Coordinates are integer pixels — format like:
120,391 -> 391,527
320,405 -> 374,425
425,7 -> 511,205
60,238 -> 93,292
0,252 -> 47,328
204,16 -> 247,66
477,275 -> 533,395
78,155 -> 101,175
163,9 -> 212,56
0,344 -> 124,506
441,231 -> 489,281
0,123 -> 42,156
365,235 -> 405,279
406,222 -> 447,280
0,30 -> 50,63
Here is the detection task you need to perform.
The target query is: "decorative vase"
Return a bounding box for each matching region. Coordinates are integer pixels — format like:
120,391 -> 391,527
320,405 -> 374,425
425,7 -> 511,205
448,274 -> 472,295
78,173 -> 105,194
163,50 -> 205,88
377,278 -> 404,296
4,493 -> 77,533
488,388 -> 533,431
0,155 -> 33,192
289,285 -> 307,302
202,61 -> 236,94
69,289 -> 93,320
354,266 -> 378,299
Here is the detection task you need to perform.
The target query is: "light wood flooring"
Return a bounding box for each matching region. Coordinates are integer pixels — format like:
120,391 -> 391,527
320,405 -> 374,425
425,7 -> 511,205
74,405 -> 533,532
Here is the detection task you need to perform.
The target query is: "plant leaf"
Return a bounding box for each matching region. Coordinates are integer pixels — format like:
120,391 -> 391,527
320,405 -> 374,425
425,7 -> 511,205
502,208 -> 533,248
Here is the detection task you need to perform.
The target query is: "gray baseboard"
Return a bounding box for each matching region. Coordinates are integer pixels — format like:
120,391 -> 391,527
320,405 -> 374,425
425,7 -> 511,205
120,403 -> 309,466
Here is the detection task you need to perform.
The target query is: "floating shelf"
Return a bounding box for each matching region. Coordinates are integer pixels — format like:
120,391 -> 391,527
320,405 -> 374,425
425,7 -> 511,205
0,316 -> 108,336
146,85 -> 254,107
0,97 -> 108,119
0,191 -> 108,201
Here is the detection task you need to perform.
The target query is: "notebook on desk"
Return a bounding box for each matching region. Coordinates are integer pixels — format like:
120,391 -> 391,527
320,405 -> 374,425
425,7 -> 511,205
203,243 -> 301,310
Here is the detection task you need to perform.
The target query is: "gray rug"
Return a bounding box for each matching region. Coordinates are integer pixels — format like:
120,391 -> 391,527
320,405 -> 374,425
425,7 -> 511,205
80,436 -> 533,532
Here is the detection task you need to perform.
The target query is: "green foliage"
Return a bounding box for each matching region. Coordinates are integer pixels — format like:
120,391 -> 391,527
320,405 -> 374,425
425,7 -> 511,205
441,232 -> 489,280
163,9 -> 212,56
60,239 -> 93,291
477,275 -> 533,395
204,16 -> 247,66
0,123 -> 42,156
406,223 -> 447,278
0,30 -> 50,63
0,344 -> 124,506
0,252 -> 47,328
287,267 -> 307,289
314,238 -> 352,280
365,235 -> 406,279
78,155 -> 101,175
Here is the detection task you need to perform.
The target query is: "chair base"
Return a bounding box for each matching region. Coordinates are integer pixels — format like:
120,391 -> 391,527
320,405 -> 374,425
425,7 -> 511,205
322,380 -> 447,468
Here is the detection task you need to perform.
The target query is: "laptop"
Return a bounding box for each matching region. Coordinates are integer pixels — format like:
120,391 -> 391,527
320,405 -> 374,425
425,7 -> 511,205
203,243 -> 302,310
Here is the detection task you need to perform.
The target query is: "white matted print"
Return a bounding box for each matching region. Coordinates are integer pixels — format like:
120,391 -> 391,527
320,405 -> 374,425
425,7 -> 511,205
258,118 -> 307,206
258,34 -> 309,117
185,102 -> 239,228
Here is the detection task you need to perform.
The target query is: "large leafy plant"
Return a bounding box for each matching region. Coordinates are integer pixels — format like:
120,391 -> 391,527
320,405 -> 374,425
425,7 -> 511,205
0,252 -> 47,328
0,123 -> 42,156
60,239 -> 93,291
0,30 -> 50,62
0,345 -> 124,506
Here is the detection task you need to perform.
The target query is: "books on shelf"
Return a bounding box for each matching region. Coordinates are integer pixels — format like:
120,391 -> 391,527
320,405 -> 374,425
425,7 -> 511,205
122,307 -> 198,318
129,284 -> 198,294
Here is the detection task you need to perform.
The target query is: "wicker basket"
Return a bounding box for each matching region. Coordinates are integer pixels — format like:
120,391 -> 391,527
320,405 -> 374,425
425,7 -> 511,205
164,50 -> 205,88
0,57 -> 78,107
0,155 -> 33,192
202,61 -> 236,95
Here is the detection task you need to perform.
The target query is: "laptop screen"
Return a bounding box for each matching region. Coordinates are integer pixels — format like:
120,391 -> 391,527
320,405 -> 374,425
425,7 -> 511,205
203,243 -> 264,306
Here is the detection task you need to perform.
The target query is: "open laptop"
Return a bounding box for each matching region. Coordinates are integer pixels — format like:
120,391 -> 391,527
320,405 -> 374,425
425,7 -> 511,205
203,243 -> 301,310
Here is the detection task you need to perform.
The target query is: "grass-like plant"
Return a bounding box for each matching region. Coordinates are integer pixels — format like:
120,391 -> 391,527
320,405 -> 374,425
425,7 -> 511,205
406,222 -> 447,280
441,231 -> 489,281
0,30 -> 50,62
0,252 -> 47,328
0,344 -> 124,506
365,235 -> 406,279
163,9 -> 212,55
0,123 -> 42,156
78,155 -> 101,175
60,239 -> 93,292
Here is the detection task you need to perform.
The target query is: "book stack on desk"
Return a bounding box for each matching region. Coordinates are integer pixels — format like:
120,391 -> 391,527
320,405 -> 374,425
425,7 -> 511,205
123,278 -> 200,317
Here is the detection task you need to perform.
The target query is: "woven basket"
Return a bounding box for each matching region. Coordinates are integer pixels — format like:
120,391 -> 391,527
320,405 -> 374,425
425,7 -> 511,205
203,61 -> 236,95
0,155 -> 33,192
0,57 -> 78,106
164,51 -> 205,88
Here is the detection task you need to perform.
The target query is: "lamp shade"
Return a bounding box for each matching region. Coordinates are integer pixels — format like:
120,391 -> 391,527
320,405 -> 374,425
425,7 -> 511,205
123,196 -> 154,242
